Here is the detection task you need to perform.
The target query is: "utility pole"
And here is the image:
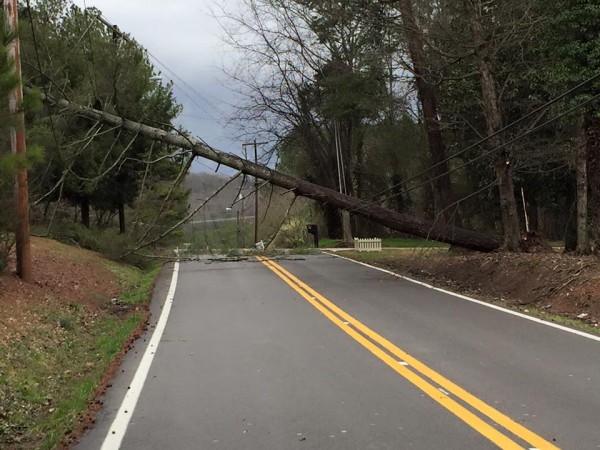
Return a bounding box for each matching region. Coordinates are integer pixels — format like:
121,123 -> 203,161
242,139 -> 267,245
5,0 -> 31,282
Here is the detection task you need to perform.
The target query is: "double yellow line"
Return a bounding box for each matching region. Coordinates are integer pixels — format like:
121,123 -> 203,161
257,257 -> 559,450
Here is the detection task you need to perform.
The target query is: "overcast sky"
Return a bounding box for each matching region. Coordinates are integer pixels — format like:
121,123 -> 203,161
72,0 -> 242,174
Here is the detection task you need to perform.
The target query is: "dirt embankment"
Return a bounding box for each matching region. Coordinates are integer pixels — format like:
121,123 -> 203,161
348,250 -> 600,329
0,238 -> 122,346
0,237 -> 151,449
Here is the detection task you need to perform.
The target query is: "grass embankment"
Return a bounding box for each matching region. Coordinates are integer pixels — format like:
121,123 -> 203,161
319,237 -> 450,249
0,238 -> 160,449
334,248 -> 448,263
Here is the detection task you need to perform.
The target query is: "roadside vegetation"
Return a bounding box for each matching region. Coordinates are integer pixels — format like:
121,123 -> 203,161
1,0 -> 600,443
0,1 -> 191,273
218,0 -> 600,253
319,237 -> 449,249
0,238 -> 160,448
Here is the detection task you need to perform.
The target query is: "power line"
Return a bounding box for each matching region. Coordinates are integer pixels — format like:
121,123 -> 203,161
378,91 -> 600,208
179,113 -> 222,121
353,71 -> 600,210
146,52 -> 227,118
86,12 -> 227,177
349,89 -> 600,215
26,1 -> 62,158
93,13 -> 228,122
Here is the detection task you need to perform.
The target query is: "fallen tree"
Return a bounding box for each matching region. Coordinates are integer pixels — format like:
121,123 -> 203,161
46,96 -> 502,251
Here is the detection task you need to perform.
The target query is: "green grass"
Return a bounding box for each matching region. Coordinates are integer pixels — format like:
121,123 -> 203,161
119,265 -> 161,305
514,307 -> 600,337
334,248 -> 448,262
382,237 -> 449,248
319,237 -> 450,249
33,315 -> 141,449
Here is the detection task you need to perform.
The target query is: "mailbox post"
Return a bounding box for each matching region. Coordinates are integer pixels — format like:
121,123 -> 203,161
306,224 -> 319,248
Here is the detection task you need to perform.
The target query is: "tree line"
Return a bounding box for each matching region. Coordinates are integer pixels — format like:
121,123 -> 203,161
220,0 -> 600,253
0,0 -> 190,268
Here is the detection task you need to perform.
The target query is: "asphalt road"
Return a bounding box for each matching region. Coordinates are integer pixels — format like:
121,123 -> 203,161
77,254 -> 600,450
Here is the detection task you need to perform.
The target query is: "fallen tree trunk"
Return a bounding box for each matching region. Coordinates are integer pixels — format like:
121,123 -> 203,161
47,96 -> 502,252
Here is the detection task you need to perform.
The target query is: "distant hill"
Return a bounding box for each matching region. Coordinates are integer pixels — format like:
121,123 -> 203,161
185,172 -> 255,221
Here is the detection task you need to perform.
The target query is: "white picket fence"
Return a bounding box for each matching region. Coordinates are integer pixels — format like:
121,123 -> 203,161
354,238 -> 382,252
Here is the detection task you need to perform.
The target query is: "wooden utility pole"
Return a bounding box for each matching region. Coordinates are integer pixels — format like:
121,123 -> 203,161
243,139 -> 267,245
5,0 -> 31,282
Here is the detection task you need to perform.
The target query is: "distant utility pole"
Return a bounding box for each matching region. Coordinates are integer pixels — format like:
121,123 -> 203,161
5,0 -> 31,282
242,139 -> 267,245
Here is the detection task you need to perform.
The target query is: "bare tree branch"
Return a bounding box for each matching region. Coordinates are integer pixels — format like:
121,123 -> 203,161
122,172 -> 242,257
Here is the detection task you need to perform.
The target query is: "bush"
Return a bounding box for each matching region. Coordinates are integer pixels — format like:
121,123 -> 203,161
274,217 -> 310,248
51,222 -> 102,252
49,222 -> 153,269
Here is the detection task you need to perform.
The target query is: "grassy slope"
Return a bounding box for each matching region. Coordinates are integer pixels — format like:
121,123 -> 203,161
0,239 -> 160,449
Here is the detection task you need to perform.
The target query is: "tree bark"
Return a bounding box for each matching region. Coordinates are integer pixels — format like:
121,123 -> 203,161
586,115 -> 600,252
563,177 -> 578,252
396,0 -> 457,224
43,201 -> 51,220
472,8 -> 521,250
81,197 -> 90,229
341,210 -> 353,244
575,116 -> 590,254
47,95 -> 503,252
493,157 -> 521,250
323,202 -> 342,238
334,118 -> 357,241
119,202 -> 126,235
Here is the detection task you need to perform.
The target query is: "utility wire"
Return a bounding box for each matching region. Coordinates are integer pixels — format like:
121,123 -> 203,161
352,71 -> 600,210
93,9 -> 237,193
26,0 -> 61,151
94,13 -> 227,121
147,52 -> 226,118
349,89 -> 600,215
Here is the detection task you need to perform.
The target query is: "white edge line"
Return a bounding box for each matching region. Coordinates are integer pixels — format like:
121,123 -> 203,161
327,252 -> 600,343
101,262 -> 180,450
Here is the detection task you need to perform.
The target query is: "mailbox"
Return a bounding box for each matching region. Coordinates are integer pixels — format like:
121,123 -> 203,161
306,224 -> 319,248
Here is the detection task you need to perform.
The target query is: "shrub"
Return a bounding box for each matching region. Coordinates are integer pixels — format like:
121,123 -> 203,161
274,217 -> 309,248
49,222 -> 153,269
51,222 -> 103,253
